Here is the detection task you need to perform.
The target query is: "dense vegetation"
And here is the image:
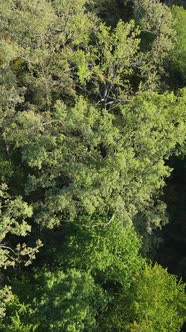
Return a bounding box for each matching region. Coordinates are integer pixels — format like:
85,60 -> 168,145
0,0 -> 186,331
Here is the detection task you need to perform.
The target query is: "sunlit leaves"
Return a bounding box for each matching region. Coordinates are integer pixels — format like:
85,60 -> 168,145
0,184 -> 42,268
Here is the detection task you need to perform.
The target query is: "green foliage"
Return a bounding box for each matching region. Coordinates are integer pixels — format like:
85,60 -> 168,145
91,0 -> 132,26
0,183 -> 42,269
2,220 -> 143,331
168,6 -> 186,86
0,0 -> 185,330
128,264 -> 186,332
0,151 -> 13,181
5,269 -> 103,332
72,19 -> 141,105
2,221 -> 185,332
0,286 -> 13,320
0,0 -> 97,111
93,0 -> 175,90
63,218 -> 142,271
0,183 -> 42,319
98,263 -> 186,332
133,0 -> 175,89
3,91 -> 186,230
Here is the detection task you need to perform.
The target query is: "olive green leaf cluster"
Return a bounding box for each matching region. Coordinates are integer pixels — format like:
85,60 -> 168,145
2,91 -> 186,231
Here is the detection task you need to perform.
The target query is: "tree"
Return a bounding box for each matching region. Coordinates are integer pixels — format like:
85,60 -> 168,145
1,219 -> 143,331
100,263 -> 185,332
92,0 -> 175,90
1,219 -> 185,331
128,264 -> 186,332
2,91 -> 186,230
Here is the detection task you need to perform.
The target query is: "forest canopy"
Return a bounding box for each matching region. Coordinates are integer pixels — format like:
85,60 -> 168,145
0,0 -> 186,331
